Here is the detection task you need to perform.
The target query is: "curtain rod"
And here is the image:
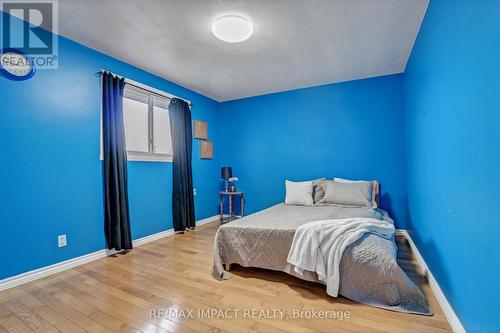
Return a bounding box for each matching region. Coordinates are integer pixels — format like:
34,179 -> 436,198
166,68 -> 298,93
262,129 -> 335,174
96,70 -> 193,107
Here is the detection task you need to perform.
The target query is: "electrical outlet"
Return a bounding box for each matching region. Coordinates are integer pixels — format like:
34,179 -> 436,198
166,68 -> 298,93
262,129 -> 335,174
58,234 -> 67,247
193,188 -> 197,196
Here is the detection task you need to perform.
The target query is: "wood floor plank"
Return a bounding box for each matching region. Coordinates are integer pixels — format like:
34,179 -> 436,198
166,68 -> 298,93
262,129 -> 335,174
57,280 -> 174,332
0,315 -> 33,333
16,292 -> 87,333
28,286 -> 113,333
1,298 -> 59,333
0,305 -> 13,325
43,284 -> 97,317
0,221 -> 452,332
62,274 -> 224,333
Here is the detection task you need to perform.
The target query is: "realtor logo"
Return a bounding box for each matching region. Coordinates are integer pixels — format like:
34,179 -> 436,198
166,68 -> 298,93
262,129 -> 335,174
1,0 -> 58,68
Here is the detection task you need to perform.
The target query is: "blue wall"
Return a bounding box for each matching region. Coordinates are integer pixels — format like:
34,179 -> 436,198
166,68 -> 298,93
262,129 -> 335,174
0,13 -> 220,280
404,1 -> 500,332
219,74 -> 407,227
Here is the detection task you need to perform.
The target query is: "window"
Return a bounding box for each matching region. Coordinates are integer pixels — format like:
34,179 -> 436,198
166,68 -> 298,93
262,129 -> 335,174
122,84 -> 173,162
101,80 -> 174,162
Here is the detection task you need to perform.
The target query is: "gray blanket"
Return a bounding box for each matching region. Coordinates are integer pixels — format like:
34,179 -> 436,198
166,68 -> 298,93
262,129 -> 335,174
213,204 -> 432,315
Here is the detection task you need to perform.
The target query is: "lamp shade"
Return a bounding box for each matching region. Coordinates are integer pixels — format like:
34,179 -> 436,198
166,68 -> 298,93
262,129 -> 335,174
221,166 -> 232,180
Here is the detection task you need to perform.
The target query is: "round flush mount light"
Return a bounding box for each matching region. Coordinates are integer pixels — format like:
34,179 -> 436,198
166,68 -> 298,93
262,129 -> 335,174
212,15 -> 253,43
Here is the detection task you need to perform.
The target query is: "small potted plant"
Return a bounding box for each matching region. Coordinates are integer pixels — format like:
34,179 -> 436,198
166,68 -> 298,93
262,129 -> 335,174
228,177 -> 238,192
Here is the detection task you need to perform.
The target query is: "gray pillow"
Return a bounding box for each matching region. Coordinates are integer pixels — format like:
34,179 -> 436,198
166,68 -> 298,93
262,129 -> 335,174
311,178 -> 326,203
313,179 -> 329,204
318,181 -> 375,208
333,177 -> 379,207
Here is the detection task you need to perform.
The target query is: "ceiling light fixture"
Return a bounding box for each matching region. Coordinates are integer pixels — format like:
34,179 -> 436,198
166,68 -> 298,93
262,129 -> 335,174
212,15 -> 253,43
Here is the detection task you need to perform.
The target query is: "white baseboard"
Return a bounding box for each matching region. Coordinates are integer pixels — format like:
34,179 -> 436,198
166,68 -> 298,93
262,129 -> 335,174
395,229 -> 466,333
132,229 -> 175,247
0,215 -> 219,292
0,250 -> 108,292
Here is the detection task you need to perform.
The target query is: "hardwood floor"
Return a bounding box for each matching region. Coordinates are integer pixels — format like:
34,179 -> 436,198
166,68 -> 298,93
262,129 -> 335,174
0,221 -> 452,333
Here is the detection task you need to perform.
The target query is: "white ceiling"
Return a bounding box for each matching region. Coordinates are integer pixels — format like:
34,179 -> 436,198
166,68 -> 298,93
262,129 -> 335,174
57,0 -> 428,101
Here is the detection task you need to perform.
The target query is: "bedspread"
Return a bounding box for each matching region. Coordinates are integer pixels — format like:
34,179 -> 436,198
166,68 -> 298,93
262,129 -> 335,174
212,204 -> 432,315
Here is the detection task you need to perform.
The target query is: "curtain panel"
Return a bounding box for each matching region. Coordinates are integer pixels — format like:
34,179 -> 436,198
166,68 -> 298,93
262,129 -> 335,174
101,72 -> 133,250
169,98 -> 196,232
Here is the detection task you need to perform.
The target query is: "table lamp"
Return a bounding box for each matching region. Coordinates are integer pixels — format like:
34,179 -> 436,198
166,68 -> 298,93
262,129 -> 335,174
221,166 -> 232,192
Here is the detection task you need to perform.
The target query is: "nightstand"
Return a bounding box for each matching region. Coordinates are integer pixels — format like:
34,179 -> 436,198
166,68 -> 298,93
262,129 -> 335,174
219,191 -> 244,223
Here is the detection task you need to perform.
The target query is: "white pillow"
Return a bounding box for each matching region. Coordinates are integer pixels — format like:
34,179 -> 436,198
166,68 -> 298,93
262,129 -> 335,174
285,180 -> 314,206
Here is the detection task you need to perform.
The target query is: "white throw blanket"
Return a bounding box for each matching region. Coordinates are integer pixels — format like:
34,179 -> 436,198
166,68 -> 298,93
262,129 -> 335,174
287,217 -> 395,297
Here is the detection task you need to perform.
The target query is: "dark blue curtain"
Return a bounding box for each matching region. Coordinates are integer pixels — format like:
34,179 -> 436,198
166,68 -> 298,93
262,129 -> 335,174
169,98 -> 195,232
102,72 -> 132,250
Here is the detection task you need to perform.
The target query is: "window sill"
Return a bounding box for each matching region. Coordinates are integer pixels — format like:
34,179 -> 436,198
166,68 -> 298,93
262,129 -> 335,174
100,152 -> 173,163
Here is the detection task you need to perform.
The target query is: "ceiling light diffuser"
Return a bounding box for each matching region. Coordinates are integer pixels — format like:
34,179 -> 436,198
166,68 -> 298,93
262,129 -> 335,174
212,15 -> 253,43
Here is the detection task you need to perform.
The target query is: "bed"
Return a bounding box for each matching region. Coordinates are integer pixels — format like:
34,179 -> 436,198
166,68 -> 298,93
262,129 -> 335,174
213,203 -> 432,315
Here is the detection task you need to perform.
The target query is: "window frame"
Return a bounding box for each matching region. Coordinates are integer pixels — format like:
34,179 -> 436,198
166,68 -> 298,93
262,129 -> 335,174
100,75 -> 191,163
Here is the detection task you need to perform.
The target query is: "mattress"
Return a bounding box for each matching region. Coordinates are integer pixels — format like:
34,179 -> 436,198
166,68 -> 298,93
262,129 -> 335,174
213,203 -> 432,315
